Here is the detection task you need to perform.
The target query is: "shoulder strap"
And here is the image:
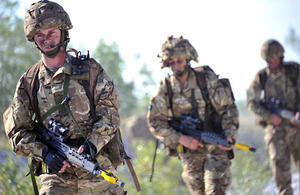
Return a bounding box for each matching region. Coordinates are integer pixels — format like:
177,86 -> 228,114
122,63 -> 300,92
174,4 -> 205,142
164,76 -> 175,117
285,62 -> 299,86
285,62 -> 299,103
258,69 -> 267,91
69,51 -> 103,122
192,66 -> 211,131
192,65 -> 213,104
24,61 -> 42,121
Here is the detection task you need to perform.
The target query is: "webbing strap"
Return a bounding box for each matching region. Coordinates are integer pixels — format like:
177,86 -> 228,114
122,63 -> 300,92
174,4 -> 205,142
28,158 -> 39,195
193,69 -> 211,131
39,75 -> 70,123
164,77 -> 175,117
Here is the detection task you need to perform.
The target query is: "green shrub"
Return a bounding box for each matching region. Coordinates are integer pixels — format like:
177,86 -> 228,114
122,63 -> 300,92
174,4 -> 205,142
0,154 -> 39,195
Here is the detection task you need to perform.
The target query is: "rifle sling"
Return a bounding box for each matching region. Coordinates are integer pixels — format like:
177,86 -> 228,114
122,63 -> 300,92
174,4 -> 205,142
29,158 -> 39,195
150,139 -> 159,183
124,153 -> 141,192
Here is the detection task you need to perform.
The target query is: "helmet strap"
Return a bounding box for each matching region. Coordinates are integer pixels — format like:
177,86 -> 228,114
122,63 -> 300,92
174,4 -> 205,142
174,62 -> 191,77
35,30 -> 70,58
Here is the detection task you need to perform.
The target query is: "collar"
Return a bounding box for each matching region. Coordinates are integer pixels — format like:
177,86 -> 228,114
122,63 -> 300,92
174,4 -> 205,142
40,54 -> 72,85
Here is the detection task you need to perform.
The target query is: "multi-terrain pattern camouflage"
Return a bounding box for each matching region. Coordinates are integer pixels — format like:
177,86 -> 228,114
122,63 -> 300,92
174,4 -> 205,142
24,0 -> 73,42
39,172 -> 124,195
3,53 -> 124,194
148,66 -> 239,194
246,62 -> 300,195
260,39 -> 284,61
159,36 -> 199,69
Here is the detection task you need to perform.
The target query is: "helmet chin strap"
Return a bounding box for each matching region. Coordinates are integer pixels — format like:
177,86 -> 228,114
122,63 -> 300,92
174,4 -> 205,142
174,63 -> 191,77
35,30 -> 70,58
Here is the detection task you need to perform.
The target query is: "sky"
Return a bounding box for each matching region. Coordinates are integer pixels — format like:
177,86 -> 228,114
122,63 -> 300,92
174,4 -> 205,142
18,0 -> 300,101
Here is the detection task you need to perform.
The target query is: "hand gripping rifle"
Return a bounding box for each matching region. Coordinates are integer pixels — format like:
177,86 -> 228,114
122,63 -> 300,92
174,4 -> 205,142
33,118 -> 125,187
265,97 -> 300,124
168,114 -> 256,152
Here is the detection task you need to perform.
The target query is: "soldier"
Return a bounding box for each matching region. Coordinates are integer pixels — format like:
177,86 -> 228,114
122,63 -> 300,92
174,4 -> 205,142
3,0 -> 125,194
246,39 -> 300,195
147,35 -> 239,195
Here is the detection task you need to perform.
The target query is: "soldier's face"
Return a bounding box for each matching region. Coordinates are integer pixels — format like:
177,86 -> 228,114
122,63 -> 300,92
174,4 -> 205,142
34,28 -> 62,52
168,57 -> 187,75
267,57 -> 280,70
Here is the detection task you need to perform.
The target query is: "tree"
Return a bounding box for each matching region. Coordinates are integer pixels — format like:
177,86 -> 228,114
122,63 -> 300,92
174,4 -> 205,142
285,28 -> 300,57
93,39 -> 138,120
0,0 -> 40,134
137,63 -> 157,112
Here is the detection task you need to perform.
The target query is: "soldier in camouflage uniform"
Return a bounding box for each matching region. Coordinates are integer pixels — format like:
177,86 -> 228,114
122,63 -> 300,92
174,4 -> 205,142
3,0 -> 125,194
247,39 -> 300,195
147,36 -> 239,195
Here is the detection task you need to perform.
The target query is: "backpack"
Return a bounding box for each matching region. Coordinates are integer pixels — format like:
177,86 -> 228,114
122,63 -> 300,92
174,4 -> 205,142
23,49 -> 125,168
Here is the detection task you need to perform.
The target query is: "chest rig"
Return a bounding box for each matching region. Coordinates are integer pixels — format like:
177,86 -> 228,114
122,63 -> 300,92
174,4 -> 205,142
164,65 -> 234,134
259,62 -> 299,109
25,49 -> 100,124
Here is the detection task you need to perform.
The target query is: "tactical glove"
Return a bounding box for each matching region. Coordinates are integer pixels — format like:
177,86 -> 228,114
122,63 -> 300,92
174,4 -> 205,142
81,141 -> 97,157
42,148 -> 65,173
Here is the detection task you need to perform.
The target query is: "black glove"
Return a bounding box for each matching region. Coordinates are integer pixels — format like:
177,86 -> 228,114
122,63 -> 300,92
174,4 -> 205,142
81,141 -> 97,157
42,148 -> 65,173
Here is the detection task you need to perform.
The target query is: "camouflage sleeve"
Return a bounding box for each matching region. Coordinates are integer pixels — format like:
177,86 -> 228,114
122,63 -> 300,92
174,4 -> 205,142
88,69 -> 120,153
147,81 -> 181,149
246,71 -> 271,121
206,68 -> 239,139
3,74 -> 46,161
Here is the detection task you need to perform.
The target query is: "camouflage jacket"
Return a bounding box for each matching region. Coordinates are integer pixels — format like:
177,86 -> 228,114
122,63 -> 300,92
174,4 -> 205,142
246,62 -> 300,124
3,53 -> 120,164
147,66 -> 239,150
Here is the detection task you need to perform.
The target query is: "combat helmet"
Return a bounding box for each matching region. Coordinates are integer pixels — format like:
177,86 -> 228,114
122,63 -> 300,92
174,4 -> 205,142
158,35 -> 198,69
24,0 -> 72,42
261,39 -> 284,61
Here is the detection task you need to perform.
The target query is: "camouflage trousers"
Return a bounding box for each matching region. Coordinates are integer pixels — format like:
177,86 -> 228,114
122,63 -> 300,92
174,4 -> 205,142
178,146 -> 231,195
38,173 -> 125,195
265,123 -> 300,195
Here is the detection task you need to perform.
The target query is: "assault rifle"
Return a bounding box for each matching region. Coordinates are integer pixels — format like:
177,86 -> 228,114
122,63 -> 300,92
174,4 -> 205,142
265,97 -> 300,124
168,114 -> 256,152
33,118 -> 124,187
